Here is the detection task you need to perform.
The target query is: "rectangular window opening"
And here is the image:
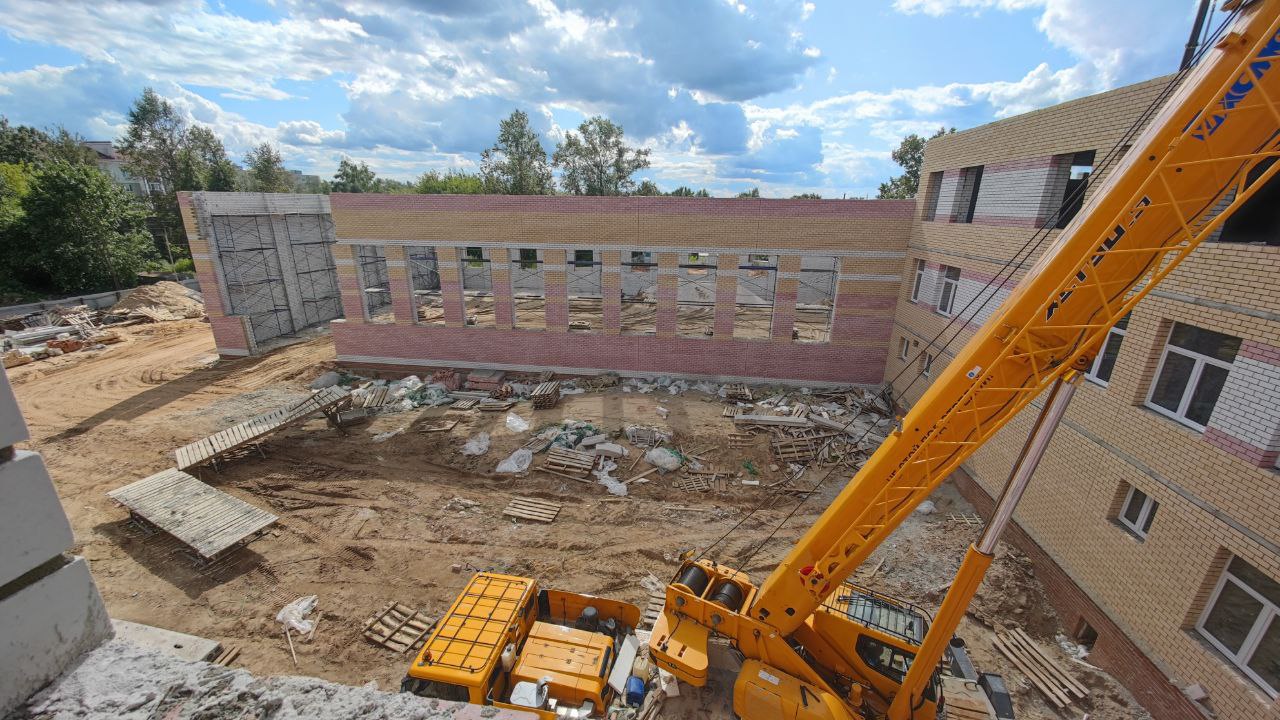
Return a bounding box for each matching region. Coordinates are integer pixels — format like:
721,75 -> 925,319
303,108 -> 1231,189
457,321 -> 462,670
510,248 -> 545,329
922,352 -> 935,378
1115,482 -> 1158,539
677,252 -> 717,338
408,246 -> 444,326
1073,619 -> 1098,650
460,246 -> 494,327
936,265 -> 961,317
795,256 -> 837,343
1197,556 -> 1280,698
922,171 -> 943,221
568,248 -> 602,332
899,336 -> 910,361
734,253 -> 776,340
910,259 -> 926,303
1146,322 -> 1240,430
621,249 -> 657,335
958,165 -> 983,224
1086,313 -> 1129,386
1056,150 -> 1096,229
356,244 -> 393,324
1218,156 -> 1280,245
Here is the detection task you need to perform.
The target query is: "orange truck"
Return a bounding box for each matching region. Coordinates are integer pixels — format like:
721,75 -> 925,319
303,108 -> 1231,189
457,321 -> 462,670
400,572 -> 641,718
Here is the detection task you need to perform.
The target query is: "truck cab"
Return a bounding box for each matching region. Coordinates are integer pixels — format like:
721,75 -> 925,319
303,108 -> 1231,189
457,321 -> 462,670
401,572 -> 641,718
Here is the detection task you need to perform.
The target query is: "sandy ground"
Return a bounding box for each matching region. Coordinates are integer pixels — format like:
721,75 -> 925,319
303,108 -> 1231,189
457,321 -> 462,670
10,320 -> 1147,720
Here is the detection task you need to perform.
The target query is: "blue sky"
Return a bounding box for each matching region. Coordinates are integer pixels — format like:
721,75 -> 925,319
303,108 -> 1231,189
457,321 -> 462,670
0,1 -> 1205,197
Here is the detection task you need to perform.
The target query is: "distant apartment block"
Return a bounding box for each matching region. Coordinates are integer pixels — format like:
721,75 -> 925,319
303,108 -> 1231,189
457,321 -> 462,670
81,141 -> 164,196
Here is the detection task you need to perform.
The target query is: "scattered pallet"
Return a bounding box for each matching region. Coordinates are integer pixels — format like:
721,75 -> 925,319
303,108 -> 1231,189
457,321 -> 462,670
362,602 -> 436,653
450,397 -> 480,410
530,380 -> 561,409
358,386 -> 390,408
994,628 -> 1088,709
502,497 -> 562,523
522,434 -> 555,454
674,475 -> 716,492
627,426 -> 662,448
723,384 -> 753,402
478,398 -> 517,412
727,432 -> 755,449
948,513 -> 983,526
211,645 -> 241,667
542,446 -> 597,479
772,434 -> 838,463
641,592 -> 666,629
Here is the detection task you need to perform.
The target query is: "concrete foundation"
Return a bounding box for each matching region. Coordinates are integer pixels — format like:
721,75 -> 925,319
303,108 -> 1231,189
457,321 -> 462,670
109,620 -> 221,663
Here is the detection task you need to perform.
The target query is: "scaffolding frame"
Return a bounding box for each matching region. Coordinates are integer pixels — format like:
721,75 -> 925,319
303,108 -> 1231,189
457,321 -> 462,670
356,245 -> 392,320
796,256 -> 838,343
735,253 -> 777,339
210,215 -> 295,343
567,248 -> 602,331
281,214 -> 342,327
620,250 -> 658,335
510,248 -> 545,329
408,246 -> 444,325
459,247 -> 494,326
677,252 -> 717,338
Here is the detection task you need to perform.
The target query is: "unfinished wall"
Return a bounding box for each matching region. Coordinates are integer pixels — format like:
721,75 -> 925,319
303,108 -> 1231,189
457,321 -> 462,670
0,366 -> 112,714
179,192 -> 343,355
888,76 -> 1280,720
326,195 -> 913,385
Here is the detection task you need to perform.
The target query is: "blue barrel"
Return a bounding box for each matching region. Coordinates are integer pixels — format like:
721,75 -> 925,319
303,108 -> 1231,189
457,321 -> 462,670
625,675 -> 646,706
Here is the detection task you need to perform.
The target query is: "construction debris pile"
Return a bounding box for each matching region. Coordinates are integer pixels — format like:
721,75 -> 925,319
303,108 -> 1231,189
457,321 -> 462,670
1,281 -> 205,368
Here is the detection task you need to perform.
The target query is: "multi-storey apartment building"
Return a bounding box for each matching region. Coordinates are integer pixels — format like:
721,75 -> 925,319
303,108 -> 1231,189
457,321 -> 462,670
889,76 -> 1280,719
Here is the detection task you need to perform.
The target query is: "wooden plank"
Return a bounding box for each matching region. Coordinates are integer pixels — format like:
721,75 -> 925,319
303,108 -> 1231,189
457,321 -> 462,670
1010,628 -> 1089,697
993,635 -> 1071,708
732,414 -> 813,428
539,467 -> 593,483
503,497 -> 561,522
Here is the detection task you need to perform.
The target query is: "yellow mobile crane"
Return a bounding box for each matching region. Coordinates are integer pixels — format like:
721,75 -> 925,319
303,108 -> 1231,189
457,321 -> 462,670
649,2 -> 1280,718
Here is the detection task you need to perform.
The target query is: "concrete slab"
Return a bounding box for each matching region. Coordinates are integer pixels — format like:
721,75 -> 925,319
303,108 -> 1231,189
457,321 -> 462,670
0,451 -> 75,587
0,556 -> 112,715
0,368 -> 29,449
110,620 -> 220,663
15,638 -> 536,719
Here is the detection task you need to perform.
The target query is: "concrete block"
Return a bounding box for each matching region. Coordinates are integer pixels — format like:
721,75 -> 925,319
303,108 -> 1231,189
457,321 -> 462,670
594,442 -> 626,458
0,450 -> 75,587
110,620 -> 221,663
579,434 -> 608,447
0,556 -> 112,715
0,367 -> 29,449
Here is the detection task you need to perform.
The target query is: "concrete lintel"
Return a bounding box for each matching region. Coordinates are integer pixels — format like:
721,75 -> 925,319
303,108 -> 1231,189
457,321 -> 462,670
0,450 -> 75,587
110,620 -> 221,663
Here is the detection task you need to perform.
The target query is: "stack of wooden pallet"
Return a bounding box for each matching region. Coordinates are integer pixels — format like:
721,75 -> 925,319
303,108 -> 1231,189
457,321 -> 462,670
466,369 -> 506,392
362,602 -> 436,654
478,398 -> 517,411
539,446 -> 597,481
530,380 -> 561,409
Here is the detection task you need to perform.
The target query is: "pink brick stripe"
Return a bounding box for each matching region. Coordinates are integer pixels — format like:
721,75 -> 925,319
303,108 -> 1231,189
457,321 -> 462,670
1240,339 -> 1280,365
330,193 -> 916,219
1203,426 -> 1279,467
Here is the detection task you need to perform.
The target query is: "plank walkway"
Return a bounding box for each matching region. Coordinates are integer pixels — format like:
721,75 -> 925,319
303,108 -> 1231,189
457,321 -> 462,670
362,601 -> 436,654
502,497 -> 562,523
107,468 -> 278,561
173,387 -> 349,470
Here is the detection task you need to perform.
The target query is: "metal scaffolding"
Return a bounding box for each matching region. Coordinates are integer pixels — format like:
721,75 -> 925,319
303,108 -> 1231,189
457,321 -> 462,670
210,215 -> 294,343
735,253 -> 777,339
510,248 -> 545,329
408,247 -> 444,325
620,250 -> 657,335
677,252 -> 717,337
568,249 -> 602,331
356,245 -> 391,320
797,256 -> 837,343
281,214 -> 342,327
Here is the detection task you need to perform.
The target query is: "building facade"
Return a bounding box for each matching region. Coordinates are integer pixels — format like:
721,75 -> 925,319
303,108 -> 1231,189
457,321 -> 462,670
888,76 -> 1280,719
82,141 -> 163,197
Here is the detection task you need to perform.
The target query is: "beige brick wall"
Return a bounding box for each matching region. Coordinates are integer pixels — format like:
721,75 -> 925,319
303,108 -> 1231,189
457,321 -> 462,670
888,78 -> 1280,719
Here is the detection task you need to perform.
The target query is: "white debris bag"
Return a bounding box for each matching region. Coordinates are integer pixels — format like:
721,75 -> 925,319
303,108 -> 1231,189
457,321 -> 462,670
644,447 -> 683,471
276,595 -> 318,634
505,412 -> 531,433
461,432 -> 491,456
915,500 -> 937,515
496,448 -> 533,474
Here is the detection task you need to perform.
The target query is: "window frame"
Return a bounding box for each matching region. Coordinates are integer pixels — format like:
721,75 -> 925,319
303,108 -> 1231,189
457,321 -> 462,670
936,265 -> 960,317
1117,484 -> 1157,539
922,353 -> 935,378
1145,324 -> 1237,431
1196,558 -> 1280,698
1086,316 -> 1129,387
958,165 -> 983,224
910,259 -> 926,303
899,337 -> 910,362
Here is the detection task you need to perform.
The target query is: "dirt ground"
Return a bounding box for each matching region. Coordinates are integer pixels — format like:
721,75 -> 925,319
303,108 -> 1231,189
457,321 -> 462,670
11,320 -> 1148,720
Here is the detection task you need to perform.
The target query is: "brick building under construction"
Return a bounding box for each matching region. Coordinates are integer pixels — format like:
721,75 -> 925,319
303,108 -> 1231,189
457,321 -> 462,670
178,75 -> 1280,720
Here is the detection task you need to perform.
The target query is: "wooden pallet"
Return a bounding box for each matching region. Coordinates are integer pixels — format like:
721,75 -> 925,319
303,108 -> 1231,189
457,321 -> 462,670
417,419 -> 458,433
450,397 -> 480,410
728,431 -> 755,448
211,645 -> 241,667
502,497 -> 562,523
993,628 -> 1088,709
724,384 -> 753,402
173,387 -> 349,471
362,602 -> 436,653
542,447 -> 596,478
530,381 -> 561,409
721,405 -> 740,417
641,592 -> 666,629
359,386 -> 390,408
948,513 -> 983,526
674,475 -> 715,492
627,427 -> 661,448
522,434 -> 555,453
478,398 -> 517,412
772,434 -> 837,463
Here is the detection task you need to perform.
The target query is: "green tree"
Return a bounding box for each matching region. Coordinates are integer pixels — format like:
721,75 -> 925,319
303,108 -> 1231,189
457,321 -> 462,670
792,192 -> 822,199
2,162 -> 155,295
552,117 -> 650,196
667,186 -> 712,197
877,127 -> 953,199
481,110 -> 552,194
331,157 -> 378,193
244,143 -> 293,193
736,187 -> 760,198
415,170 -> 485,194
0,119 -> 96,166
185,126 -> 238,191
633,179 -> 661,196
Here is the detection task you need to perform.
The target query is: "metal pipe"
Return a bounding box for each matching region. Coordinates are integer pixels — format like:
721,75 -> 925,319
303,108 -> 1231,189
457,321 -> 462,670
976,374 -> 1078,554
1181,0 -> 1213,71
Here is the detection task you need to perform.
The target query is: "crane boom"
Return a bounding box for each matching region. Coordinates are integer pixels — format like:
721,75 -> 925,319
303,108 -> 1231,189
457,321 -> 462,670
750,0 -> 1280,634
650,2 -> 1280,718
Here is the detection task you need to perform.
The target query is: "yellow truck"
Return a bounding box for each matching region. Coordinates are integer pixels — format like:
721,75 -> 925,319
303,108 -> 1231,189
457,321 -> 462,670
401,572 -> 642,718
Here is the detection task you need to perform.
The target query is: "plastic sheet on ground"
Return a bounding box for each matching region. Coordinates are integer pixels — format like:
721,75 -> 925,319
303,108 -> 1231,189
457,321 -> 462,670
505,412 -> 530,432
461,432 -> 490,456
276,595 -> 318,634
496,448 -> 533,474
645,447 -> 683,471
593,459 -> 627,496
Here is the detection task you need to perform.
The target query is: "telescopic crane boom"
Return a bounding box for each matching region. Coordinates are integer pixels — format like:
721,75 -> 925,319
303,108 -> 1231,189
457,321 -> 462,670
650,2 -> 1280,718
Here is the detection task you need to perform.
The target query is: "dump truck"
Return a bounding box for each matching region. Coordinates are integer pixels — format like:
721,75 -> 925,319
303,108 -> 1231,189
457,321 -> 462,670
400,572 -> 641,718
